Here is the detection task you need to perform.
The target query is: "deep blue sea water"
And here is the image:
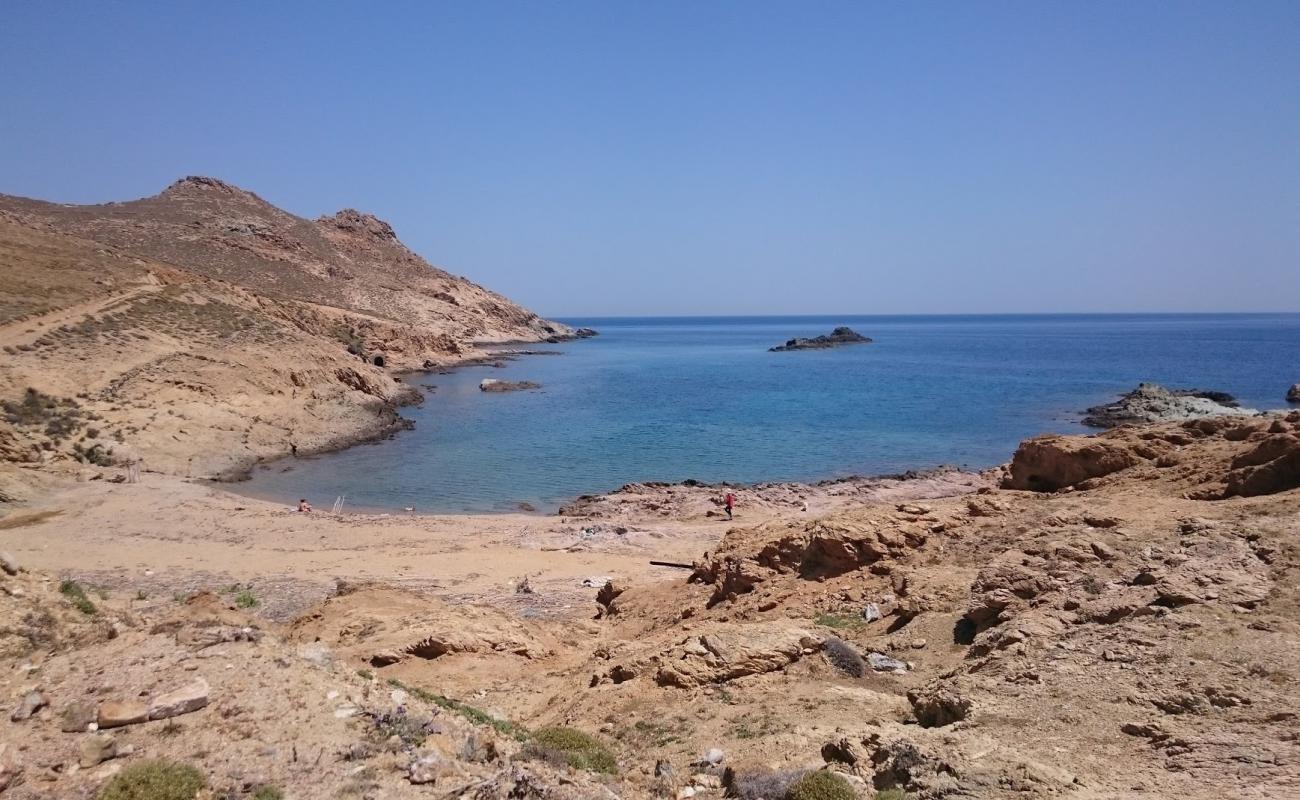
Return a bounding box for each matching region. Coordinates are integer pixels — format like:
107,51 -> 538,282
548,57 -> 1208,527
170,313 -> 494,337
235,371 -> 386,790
239,314 -> 1300,513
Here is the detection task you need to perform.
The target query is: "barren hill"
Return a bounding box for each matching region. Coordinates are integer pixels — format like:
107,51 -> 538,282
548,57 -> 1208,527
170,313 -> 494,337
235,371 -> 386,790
0,176 -> 566,344
0,179 -> 572,479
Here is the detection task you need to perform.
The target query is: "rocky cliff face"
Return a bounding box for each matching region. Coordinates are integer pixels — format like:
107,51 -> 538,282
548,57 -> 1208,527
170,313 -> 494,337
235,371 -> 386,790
0,178 -> 570,478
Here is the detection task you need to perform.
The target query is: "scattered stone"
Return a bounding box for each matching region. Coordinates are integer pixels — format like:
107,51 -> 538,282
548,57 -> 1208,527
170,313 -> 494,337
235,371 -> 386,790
148,677 -> 210,721
1287,384 -> 1299,403
97,700 -> 149,729
861,603 -> 883,623
79,734 -> 118,768
59,701 -> 97,732
1090,541 -> 1117,561
8,686 -> 45,723
298,642 -> 332,667
10,690 -> 47,721
409,751 -> 461,784
699,748 -> 724,767
0,552 -> 20,576
655,759 -> 675,779
867,652 -> 909,673
909,685 -> 972,727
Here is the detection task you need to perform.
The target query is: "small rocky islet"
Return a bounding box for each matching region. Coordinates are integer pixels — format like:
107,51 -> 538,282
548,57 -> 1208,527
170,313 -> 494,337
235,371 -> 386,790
769,326 -> 873,352
1081,382 -> 1258,428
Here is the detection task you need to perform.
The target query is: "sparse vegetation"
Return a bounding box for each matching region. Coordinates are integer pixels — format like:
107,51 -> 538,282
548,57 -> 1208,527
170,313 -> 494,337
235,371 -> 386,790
729,768 -> 808,800
388,679 -> 528,740
95,759 -> 205,800
814,612 -> 864,631
785,770 -> 856,800
732,712 -> 780,740
629,718 -> 686,747
59,579 -> 97,615
525,726 -> 618,774
1081,575 -> 1106,596
2,388 -> 87,443
356,668 -> 374,680
823,636 -> 866,677
369,707 -> 438,747
234,589 -> 259,608
251,787 -> 284,800
875,789 -> 910,800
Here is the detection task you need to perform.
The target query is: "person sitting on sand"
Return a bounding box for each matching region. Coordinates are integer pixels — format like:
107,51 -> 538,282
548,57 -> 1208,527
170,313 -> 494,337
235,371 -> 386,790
724,491 -> 736,520
297,498 -> 313,513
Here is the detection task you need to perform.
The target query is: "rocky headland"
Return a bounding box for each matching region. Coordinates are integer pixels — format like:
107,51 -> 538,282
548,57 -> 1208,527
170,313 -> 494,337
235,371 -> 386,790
0,178 -> 574,481
769,326 -> 872,352
1082,382 -> 1257,428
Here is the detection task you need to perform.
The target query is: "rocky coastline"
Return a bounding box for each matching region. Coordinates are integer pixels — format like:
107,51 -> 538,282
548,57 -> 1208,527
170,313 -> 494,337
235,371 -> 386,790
1081,382 -> 1258,428
3,408 -> 1300,799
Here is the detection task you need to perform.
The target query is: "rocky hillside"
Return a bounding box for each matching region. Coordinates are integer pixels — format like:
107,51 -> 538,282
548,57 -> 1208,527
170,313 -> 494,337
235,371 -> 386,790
0,179 -> 572,479
0,177 -> 567,345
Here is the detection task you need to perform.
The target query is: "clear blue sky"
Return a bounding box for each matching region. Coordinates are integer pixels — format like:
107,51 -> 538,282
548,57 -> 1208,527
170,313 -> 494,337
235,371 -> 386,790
2,2 -> 1297,316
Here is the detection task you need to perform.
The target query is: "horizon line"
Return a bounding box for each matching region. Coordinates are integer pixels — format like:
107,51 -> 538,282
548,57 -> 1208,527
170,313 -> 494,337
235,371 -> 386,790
548,310 -> 1300,320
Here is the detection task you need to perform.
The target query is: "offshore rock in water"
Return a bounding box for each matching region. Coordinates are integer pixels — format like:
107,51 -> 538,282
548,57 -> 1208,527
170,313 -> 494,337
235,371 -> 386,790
479,379 -> 541,393
768,326 -> 872,352
1082,383 -> 1255,428
769,326 -> 873,352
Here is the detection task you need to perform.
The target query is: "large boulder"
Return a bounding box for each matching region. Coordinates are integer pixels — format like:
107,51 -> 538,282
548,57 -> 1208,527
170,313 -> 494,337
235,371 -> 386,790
1003,435 -> 1142,491
654,625 -> 821,687
1288,383 -> 1300,403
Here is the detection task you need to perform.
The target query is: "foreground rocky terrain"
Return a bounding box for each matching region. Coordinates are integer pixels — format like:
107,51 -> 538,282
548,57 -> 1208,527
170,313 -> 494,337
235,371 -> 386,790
3,412 -> 1298,798
0,178 -> 571,479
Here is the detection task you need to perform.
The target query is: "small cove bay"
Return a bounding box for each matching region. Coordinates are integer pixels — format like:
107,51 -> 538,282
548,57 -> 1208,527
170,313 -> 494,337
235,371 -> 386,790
239,314 -> 1300,513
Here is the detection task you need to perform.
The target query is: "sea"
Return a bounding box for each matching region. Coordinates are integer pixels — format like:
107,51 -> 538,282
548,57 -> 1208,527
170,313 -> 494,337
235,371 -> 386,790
237,314 -> 1300,514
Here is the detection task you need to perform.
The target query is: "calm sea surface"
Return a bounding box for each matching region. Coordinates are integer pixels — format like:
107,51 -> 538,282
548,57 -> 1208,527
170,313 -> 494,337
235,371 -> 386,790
237,314 -> 1300,513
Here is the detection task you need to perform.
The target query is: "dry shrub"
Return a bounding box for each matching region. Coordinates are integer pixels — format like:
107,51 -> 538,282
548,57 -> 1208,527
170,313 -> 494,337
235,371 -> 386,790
823,636 -> 865,678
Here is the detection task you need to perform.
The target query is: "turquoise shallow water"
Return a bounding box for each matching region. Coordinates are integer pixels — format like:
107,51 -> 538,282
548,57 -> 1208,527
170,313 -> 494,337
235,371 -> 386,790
238,314 -> 1300,513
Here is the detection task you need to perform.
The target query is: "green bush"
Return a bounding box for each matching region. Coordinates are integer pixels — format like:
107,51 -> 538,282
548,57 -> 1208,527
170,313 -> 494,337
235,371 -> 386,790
528,726 -> 618,774
875,789 -> 909,800
96,760 -> 206,800
234,590 -> 259,609
59,579 -> 97,615
786,771 -> 856,800
252,787 -> 284,800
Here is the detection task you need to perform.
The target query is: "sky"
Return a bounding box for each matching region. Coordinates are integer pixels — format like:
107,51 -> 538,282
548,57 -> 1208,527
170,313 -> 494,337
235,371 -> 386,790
1,2 -> 1298,316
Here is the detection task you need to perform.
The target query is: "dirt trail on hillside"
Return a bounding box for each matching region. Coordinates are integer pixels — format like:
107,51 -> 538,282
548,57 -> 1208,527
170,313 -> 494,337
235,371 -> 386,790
0,285 -> 162,348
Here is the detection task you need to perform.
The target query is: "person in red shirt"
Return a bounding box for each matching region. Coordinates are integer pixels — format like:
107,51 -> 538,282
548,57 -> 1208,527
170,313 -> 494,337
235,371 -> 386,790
723,491 -> 736,520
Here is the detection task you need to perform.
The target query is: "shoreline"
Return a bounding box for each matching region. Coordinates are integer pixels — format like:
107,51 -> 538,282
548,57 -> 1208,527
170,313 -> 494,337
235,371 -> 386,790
208,338 -> 582,484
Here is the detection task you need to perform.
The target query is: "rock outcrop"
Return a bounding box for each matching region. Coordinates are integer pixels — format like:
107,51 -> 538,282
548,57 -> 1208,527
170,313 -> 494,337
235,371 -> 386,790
1288,383 -> 1300,403
1005,412 -> 1300,497
1082,383 -> 1255,428
480,379 -> 542,393
769,326 -> 872,351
